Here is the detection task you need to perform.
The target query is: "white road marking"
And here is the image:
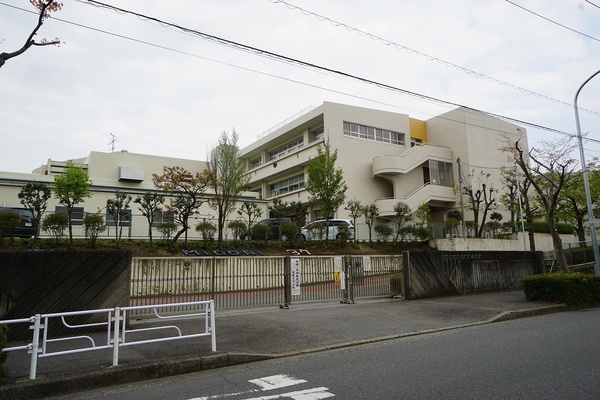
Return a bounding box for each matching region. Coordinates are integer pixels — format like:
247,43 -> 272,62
188,374 -> 334,400
249,374 -> 308,391
244,386 -> 334,400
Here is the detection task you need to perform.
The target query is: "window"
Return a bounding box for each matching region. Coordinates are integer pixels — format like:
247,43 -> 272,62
312,127 -> 324,141
55,206 -> 85,226
250,156 -> 262,170
151,210 -> 176,227
428,160 -> 454,187
343,121 -> 405,146
269,137 -> 304,161
411,138 -> 423,147
106,209 -> 132,227
270,174 -> 305,196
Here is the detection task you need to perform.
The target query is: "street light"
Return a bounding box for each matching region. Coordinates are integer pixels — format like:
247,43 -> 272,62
574,69 -> 600,276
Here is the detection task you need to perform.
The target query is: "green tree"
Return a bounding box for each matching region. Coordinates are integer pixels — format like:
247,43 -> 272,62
345,199 -> 363,241
134,192 -> 165,244
228,220 -> 247,243
416,203 -> 430,230
106,190 -> 132,247
53,161 -> 92,247
0,0 -> 62,69
362,204 -> 379,242
374,224 -> 393,241
153,165 -> 209,246
557,168 -> 600,244
18,181 -> 51,240
83,212 -> 105,248
392,201 -> 412,242
268,198 -> 288,240
289,201 -> 308,227
305,139 -> 348,245
206,130 -> 250,247
0,210 -> 21,243
196,219 -> 216,244
237,201 -> 262,240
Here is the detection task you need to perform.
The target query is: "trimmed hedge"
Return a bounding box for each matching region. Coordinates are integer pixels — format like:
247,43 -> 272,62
523,272 -> 600,306
528,221 -> 574,234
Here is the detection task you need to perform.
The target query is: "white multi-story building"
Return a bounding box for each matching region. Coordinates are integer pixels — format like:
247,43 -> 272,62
0,102 -> 526,241
240,102 -> 527,238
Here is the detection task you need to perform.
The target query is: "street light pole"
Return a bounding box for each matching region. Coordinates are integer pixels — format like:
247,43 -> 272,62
574,69 -> 600,276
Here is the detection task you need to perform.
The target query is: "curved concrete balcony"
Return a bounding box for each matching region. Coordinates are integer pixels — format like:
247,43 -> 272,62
372,144 -> 453,177
375,183 -> 456,217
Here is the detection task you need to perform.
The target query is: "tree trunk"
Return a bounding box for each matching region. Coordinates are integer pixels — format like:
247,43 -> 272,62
548,216 -> 569,272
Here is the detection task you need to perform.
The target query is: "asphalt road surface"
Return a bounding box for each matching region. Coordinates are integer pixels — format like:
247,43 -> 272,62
53,308 -> 600,400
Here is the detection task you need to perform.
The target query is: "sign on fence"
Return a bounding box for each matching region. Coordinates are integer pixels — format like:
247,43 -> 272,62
291,258 -> 301,296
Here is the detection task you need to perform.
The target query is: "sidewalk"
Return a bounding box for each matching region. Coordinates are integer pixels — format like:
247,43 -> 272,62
1,291 -> 567,399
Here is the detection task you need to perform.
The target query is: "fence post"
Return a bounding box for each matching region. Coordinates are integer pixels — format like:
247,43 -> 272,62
341,256 -> 354,304
280,256 -> 292,309
209,300 -> 216,351
28,314 -> 41,380
112,307 -> 120,366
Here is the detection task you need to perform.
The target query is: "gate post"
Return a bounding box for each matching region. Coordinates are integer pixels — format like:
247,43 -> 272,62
402,251 -> 412,300
341,255 -> 355,304
280,256 -> 292,309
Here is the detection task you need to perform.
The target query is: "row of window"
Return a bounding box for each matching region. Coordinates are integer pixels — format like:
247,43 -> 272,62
269,137 -> 304,161
270,173 -> 305,197
53,206 -> 174,227
343,121 -> 405,146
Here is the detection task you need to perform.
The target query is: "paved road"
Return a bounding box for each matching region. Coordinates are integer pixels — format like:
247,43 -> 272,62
52,308 -> 600,400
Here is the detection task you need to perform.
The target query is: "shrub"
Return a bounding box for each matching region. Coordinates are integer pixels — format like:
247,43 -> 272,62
336,223 -> 352,243
228,220 -> 247,242
157,221 -> 177,242
523,272 -> 600,306
196,220 -> 216,244
281,222 -> 300,241
83,213 -> 106,248
530,221 -> 574,235
251,223 -> 272,240
42,213 -> 69,244
0,210 -> 21,240
374,224 -> 393,241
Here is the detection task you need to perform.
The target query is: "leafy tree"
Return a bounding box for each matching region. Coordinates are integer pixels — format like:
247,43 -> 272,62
557,168 -> 600,244
289,201 -> 308,227
134,192 -> 165,244
53,161 -> 92,247
508,138 -> 578,272
206,130 -> 250,247
268,198 -> 288,240
362,204 -> 379,242
416,203 -> 430,230
392,202 -> 412,242
157,221 -> 177,243
305,139 -> 348,245
0,0 -> 62,69
152,166 -> 209,245
83,212 -> 105,248
281,222 -> 300,241
237,201 -> 262,240
42,213 -> 68,245
106,190 -> 132,247
18,181 -> 51,240
345,199 -> 363,240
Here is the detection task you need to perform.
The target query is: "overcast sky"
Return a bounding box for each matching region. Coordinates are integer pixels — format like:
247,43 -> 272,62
1,0 -> 599,174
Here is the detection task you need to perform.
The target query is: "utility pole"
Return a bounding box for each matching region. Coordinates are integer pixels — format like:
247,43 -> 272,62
457,158 -> 466,237
109,133 -> 117,152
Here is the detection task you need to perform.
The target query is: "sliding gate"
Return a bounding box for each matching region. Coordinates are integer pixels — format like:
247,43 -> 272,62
131,255 -> 402,313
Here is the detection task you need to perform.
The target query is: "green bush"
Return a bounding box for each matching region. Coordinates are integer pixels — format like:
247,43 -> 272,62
0,324 -> 8,383
251,223 -> 272,240
374,224 -> 393,241
530,221 -> 574,234
281,222 -> 300,241
390,274 -> 403,296
523,272 -> 600,306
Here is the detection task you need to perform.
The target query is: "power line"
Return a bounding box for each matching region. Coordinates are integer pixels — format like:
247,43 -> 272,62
3,1 -> 600,150
505,0 -> 600,43
269,0 -> 600,118
78,0 -> 599,143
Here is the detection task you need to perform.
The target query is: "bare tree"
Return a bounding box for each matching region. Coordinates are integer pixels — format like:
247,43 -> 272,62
1,1 -> 62,69
509,138 -> 578,272
461,170 -> 497,238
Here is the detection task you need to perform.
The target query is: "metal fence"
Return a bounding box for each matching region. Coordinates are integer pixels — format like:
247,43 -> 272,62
131,255 -> 403,312
0,300 -> 215,380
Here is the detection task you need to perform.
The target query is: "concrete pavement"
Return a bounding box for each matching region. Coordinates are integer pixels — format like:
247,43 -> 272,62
1,291 -> 568,399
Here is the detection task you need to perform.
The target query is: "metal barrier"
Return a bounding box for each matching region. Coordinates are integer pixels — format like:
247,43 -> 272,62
131,255 -> 403,311
0,300 -> 215,380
